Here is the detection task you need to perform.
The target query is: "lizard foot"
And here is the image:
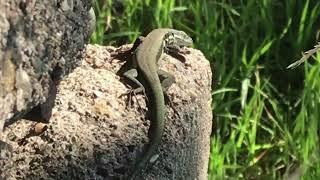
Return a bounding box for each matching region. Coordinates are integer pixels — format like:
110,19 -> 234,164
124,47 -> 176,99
0,140 -> 12,160
120,88 -> 147,112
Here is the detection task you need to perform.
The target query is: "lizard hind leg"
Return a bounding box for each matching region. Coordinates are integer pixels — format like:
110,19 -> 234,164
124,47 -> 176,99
123,68 -> 147,109
123,68 -> 147,96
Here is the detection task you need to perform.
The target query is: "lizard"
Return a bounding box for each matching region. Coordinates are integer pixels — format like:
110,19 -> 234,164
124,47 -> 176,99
123,28 -> 193,179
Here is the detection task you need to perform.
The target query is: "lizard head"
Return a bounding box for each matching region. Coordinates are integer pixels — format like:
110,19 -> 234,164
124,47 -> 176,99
164,29 -> 193,48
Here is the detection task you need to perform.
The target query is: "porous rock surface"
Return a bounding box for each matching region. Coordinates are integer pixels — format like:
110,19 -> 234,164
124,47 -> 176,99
0,0 -> 94,132
1,44 -> 212,179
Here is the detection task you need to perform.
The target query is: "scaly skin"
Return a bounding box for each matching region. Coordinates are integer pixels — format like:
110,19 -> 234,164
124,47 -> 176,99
124,28 -> 193,179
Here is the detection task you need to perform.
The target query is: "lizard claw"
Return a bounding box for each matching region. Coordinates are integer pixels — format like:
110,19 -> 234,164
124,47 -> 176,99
121,88 -> 146,111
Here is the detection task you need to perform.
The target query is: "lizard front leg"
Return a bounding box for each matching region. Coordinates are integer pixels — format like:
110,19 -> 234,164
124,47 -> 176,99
164,45 -> 190,62
158,69 -> 181,118
158,69 -> 175,91
123,68 -> 145,95
0,140 -> 12,161
123,68 -> 148,109
111,36 -> 145,60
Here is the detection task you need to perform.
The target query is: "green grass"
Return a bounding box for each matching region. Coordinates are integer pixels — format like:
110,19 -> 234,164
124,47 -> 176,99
91,0 -> 320,179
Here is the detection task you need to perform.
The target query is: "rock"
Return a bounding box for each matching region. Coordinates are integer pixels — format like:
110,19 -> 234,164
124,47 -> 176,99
0,0 -> 95,133
0,44 -> 213,179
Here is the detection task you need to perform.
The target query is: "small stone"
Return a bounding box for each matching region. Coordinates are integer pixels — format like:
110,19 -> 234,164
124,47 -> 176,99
33,123 -> 48,135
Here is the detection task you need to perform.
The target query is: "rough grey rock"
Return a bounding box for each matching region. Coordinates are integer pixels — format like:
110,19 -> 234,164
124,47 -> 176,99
0,44 -> 213,179
0,0 -> 94,132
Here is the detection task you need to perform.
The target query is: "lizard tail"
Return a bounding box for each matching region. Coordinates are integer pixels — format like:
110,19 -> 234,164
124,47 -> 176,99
127,79 -> 165,180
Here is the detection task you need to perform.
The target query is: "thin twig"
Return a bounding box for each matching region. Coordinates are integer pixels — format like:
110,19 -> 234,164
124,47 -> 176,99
287,42 -> 320,69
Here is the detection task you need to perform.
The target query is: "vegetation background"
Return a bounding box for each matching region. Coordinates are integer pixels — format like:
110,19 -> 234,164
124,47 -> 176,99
91,0 -> 320,179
